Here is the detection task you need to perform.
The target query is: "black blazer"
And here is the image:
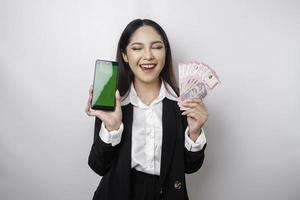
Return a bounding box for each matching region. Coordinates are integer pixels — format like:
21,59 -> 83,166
88,98 -> 206,200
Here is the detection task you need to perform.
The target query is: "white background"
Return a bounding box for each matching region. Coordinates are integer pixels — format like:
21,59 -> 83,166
1,0 -> 299,199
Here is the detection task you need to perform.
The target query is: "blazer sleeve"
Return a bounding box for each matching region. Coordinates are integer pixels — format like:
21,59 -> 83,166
184,144 -> 207,174
88,117 -> 120,176
181,115 -> 207,174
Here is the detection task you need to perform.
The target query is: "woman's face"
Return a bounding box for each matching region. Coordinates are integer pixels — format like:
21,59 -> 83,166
122,25 -> 166,85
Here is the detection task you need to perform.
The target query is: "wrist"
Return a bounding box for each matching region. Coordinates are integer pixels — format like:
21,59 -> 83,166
188,128 -> 202,142
105,123 -> 121,132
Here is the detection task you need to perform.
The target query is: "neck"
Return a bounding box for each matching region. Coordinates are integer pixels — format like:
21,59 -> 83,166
133,78 -> 161,105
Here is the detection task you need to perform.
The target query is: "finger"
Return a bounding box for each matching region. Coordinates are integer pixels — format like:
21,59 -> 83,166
184,98 -> 203,106
183,107 -> 208,119
182,101 -> 207,112
89,85 -> 93,95
87,94 -> 92,105
182,100 -> 208,113
182,108 -> 195,115
189,99 -> 207,111
181,102 -> 200,109
186,112 -> 205,122
86,98 -> 93,114
186,98 -> 203,104
186,112 -> 198,120
86,109 -> 97,117
191,105 -> 208,116
85,104 -> 93,116
85,98 -> 97,116
195,105 -> 208,115
183,109 -> 203,118
85,99 -> 100,117
86,108 -> 106,120
187,99 -> 207,110
193,109 -> 209,122
115,90 -> 121,108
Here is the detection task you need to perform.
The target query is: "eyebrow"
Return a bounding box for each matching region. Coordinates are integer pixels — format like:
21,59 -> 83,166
129,41 -> 164,46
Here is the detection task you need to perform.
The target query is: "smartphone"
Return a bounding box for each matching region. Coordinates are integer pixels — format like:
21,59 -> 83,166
91,60 -> 119,111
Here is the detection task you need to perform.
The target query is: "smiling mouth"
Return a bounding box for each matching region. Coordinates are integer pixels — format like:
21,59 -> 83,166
139,64 -> 156,71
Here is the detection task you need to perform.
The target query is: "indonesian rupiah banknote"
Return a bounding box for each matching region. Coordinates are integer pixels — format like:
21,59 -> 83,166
178,61 -> 220,110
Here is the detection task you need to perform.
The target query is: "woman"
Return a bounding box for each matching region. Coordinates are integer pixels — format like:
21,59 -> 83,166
85,19 -> 208,200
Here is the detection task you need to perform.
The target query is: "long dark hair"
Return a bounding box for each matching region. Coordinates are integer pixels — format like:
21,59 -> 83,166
116,19 -> 179,97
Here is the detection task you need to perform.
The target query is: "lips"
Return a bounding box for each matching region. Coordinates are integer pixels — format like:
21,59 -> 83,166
140,64 -> 156,69
139,64 -> 156,70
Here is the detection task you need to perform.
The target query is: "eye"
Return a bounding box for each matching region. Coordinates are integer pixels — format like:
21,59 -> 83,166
132,47 -> 142,51
152,45 -> 163,49
131,45 -> 142,51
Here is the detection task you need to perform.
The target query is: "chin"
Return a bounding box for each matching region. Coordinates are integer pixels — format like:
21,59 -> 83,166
136,76 -> 160,84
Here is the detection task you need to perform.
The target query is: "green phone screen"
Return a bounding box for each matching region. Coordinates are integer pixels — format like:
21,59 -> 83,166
92,60 -> 118,110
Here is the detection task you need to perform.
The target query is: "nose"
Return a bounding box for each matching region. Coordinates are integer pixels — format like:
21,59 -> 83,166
143,48 -> 154,61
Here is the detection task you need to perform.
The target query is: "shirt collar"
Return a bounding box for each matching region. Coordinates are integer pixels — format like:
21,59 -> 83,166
121,79 -> 178,107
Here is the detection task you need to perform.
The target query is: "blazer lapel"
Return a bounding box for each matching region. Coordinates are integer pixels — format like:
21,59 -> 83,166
119,103 -> 133,166
114,104 -> 133,199
159,98 -> 178,186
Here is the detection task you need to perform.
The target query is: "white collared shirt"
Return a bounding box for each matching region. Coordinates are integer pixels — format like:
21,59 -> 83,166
99,80 -> 207,175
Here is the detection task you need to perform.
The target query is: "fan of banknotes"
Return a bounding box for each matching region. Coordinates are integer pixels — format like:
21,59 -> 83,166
178,61 -> 220,110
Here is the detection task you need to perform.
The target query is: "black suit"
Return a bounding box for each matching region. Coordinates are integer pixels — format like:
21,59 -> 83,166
88,98 -> 206,200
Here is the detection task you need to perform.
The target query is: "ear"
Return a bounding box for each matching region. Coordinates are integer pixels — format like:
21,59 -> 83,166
121,52 -> 128,63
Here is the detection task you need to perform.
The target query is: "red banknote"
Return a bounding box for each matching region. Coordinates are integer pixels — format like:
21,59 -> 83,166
178,61 -> 220,110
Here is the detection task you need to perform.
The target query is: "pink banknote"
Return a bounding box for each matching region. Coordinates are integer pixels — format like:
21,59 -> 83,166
178,61 -> 220,110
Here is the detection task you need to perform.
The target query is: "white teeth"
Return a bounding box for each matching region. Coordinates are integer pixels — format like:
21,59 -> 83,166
140,64 -> 155,69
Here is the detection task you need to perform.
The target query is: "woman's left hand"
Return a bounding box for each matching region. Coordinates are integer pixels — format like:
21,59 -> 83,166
181,98 -> 208,141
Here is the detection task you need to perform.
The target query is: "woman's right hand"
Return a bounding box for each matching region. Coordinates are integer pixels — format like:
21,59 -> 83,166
85,85 -> 123,131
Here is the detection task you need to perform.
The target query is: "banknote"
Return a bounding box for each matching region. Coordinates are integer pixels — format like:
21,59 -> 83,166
178,61 -> 220,110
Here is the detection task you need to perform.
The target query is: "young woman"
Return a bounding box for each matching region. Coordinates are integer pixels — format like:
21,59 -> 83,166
85,19 -> 208,200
